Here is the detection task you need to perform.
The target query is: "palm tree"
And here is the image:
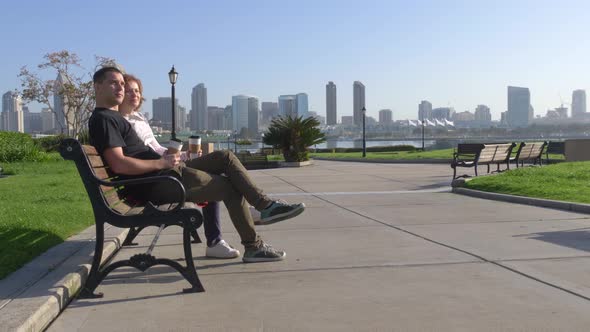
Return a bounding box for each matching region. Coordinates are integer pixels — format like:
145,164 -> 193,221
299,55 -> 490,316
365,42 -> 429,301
263,115 -> 326,162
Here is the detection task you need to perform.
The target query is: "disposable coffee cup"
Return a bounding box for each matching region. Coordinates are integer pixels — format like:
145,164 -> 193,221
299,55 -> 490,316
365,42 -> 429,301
188,135 -> 201,154
167,138 -> 183,154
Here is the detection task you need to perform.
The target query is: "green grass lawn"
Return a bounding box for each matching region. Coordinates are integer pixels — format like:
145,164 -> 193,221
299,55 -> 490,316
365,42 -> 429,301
0,157 -> 92,279
465,161 -> 590,204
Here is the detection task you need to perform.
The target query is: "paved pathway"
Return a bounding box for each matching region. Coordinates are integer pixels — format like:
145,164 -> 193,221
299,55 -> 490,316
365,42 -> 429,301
40,161 -> 590,330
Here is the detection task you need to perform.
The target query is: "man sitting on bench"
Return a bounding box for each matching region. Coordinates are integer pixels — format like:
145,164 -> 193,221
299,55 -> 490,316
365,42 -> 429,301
88,66 -> 305,263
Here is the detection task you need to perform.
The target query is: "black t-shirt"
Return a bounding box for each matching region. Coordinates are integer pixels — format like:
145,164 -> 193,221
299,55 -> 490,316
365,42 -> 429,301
88,108 -> 161,160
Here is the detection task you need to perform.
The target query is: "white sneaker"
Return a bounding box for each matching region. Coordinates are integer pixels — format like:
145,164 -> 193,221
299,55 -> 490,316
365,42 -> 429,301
250,206 -> 262,225
206,239 -> 240,259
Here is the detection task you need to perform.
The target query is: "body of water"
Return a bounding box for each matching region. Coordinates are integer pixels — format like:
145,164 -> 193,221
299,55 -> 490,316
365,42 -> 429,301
206,139 -> 436,153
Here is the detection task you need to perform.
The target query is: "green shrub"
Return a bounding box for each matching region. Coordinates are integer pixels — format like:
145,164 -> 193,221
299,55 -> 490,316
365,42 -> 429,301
0,131 -> 56,163
33,134 -> 67,152
317,145 -> 416,153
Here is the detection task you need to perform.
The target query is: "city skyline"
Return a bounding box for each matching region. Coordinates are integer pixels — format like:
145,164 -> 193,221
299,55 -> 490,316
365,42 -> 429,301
1,1 -> 589,122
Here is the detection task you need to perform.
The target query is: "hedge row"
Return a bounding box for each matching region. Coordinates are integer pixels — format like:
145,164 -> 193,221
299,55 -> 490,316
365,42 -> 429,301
0,132 -> 64,163
312,145 -> 417,153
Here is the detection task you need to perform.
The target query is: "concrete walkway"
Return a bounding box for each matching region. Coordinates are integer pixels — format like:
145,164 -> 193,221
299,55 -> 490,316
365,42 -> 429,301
6,160 -> 590,331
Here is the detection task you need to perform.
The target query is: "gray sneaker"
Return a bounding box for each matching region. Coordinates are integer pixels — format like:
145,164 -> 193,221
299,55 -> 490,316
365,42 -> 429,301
243,243 -> 286,263
259,200 -> 305,225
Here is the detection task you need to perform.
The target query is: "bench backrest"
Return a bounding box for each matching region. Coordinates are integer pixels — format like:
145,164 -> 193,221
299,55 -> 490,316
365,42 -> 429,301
516,141 -> 547,160
59,139 -> 148,221
479,143 -> 515,163
456,143 -> 485,155
546,141 -> 565,154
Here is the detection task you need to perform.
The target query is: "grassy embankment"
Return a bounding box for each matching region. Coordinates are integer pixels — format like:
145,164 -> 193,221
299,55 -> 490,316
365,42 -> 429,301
0,158 -> 92,279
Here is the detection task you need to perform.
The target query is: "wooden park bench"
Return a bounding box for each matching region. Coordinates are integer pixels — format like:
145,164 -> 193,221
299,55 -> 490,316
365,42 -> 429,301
451,143 -> 516,179
545,141 -> 565,164
59,138 -> 205,298
511,141 -> 547,167
237,151 -> 271,170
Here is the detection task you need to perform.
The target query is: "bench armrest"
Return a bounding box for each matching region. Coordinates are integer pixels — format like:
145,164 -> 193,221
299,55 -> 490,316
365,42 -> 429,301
94,175 -> 187,213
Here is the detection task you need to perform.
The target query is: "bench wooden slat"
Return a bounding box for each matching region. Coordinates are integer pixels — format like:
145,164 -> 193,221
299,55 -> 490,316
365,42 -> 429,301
92,167 -> 112,180
82,145 -> 100,156
87,155 -> 106,168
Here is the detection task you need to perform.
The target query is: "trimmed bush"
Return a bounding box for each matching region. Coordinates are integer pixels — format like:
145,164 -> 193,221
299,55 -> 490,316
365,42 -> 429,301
0,131 -> 56,163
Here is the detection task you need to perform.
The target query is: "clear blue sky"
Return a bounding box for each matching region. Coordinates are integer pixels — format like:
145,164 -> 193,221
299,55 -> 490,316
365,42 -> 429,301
1,0 -> 589,121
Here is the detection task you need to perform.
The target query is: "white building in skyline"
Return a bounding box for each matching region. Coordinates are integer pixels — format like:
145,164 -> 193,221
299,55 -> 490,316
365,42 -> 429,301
572,89 -> 587,119
1,91 -> 23,132
232,94 -> 258,134
418,100 -> 432,121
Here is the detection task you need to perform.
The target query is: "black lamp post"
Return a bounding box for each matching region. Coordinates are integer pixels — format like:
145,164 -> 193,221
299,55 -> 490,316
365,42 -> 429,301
233,131 -> 237,153
421,116 -> 425,151
362,106 -> 366,158
168,65 -> 178,140
227,133 -> 231,150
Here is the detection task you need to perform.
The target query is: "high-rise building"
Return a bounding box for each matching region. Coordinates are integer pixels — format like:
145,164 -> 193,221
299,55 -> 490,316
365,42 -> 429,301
341,115 -> 353,125
191,83 -> 207,131
1,91 -> 23,132
418,100 -> 432,121
353,81 -> 365,126
296,93 -> 308,118
326,81 -> 337,125
207,106 -> 225,130
152,97 -> 181,132
474,105 -> 491,121
261,102 -> 278,125
232,95 -> 258,134
53,72 -> 75,135
507,86 -> 532,127
379,109 -> 393,124
278,93 -> 308,119
248,97 -> 260,135
432,107 -> 455,120
572,89 -> 587,118
41,108 -> 55,133
278,95 -> 297,118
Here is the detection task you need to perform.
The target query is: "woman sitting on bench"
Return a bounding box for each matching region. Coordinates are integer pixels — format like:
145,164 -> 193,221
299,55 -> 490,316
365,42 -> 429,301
119,74 -> 239,259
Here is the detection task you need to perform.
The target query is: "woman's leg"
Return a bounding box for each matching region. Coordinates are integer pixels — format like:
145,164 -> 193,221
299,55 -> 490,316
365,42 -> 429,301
201,202 -> 222,247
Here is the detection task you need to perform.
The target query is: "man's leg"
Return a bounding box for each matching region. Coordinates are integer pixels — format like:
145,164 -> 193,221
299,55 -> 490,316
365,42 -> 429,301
180,165 -> 262,249
185,150 -> 272,210
186,150 -> 305,224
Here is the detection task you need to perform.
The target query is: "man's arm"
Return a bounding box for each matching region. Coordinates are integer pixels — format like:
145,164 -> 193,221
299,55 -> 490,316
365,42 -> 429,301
103,146 -> 176,175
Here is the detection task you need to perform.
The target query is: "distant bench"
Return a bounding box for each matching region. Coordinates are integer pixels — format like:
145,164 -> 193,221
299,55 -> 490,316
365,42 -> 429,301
545,141 -> 565,164
237,152 -> 272,170
59,138 -> 205,298
511,141 -> 547,167
451,143 -> 516,179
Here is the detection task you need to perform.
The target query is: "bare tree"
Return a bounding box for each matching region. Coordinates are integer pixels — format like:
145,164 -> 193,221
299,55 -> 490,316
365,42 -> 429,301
18,50 -> 116,138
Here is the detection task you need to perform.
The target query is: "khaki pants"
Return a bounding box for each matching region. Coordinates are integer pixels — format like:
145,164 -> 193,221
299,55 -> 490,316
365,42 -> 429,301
179,150 -> 273,249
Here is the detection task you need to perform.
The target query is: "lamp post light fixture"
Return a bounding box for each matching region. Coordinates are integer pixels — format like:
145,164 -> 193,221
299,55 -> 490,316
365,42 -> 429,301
362,106 -> 366,158
168,65 -> 178,140
227,133 -> 231,150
